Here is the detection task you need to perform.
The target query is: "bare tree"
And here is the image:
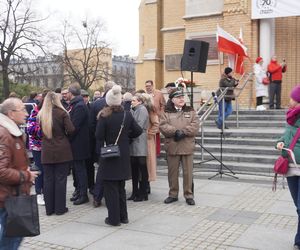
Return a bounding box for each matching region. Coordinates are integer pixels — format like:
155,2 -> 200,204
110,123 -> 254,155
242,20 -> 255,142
62,19 -> 111,90
0,0 -> 46,98
112,65 -> 135,92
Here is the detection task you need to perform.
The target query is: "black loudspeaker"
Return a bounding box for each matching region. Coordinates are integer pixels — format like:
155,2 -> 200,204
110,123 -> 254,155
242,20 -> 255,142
181,40 -> 209,73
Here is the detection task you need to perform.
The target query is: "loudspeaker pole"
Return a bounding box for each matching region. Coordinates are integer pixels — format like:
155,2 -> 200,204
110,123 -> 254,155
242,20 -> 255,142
190,71 -> 194,108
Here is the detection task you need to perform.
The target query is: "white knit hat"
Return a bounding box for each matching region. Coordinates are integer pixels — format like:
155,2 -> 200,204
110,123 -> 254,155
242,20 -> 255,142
106,85 -> 122,106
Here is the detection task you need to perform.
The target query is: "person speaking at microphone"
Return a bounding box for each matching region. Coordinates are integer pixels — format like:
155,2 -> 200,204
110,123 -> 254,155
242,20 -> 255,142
215,67 -> 239,129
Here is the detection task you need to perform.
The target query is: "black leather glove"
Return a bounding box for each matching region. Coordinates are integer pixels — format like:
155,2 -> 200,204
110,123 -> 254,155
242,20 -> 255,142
174,130 -> 186,142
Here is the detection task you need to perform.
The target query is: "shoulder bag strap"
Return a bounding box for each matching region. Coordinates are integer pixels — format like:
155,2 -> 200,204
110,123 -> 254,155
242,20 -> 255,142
114,111 -> 126,145
289,127 -> 300,151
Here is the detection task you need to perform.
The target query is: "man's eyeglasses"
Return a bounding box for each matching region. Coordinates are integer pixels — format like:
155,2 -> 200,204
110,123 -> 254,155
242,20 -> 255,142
12,108 -> 27,112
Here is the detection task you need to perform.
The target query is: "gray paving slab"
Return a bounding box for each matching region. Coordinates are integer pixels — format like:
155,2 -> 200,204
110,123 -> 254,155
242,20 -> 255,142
34,221 -> 117,249
267,200 -> 296,216
84,230 -> 174,250
232,224 -> 294,250
196,181 -> 249,196
195,193 -> 235,207
125,213 -> 200,237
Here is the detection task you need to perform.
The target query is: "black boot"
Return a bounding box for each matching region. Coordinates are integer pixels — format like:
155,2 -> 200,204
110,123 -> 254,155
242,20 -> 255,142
70,190 -> 79,201
127,193 -> 137,200
73,195 -> 89,205
133,194 -> 148,202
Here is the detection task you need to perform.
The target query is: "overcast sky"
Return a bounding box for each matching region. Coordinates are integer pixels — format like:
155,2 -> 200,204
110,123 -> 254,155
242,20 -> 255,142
33,0 -> 140,56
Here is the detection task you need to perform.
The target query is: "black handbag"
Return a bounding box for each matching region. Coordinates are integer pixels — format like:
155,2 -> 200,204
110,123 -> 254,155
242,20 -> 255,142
5,191 -> 40,237
100,112 -> 126,159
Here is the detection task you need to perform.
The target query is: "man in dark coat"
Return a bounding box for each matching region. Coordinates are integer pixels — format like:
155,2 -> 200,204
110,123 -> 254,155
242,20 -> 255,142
89,81 -> 115,207
68,83 -> 90,205
81,89 -> 95,195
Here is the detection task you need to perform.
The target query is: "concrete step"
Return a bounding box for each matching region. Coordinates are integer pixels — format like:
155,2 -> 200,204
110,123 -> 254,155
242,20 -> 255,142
160,151 -> 278,165
194,144 -> 278,156
198,128 -> 284,138
206,114 -> 285,121
157,158 -> 275,176
204,120 -> 286,128
200,137 -> 276,147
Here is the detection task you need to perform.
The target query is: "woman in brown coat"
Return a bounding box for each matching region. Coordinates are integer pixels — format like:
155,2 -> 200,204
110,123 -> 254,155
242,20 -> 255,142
38,92 -> 75,216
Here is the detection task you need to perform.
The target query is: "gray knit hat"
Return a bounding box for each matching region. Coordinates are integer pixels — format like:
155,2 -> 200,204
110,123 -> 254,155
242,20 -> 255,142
106,85 -> 122,106
123,92 -> 133,102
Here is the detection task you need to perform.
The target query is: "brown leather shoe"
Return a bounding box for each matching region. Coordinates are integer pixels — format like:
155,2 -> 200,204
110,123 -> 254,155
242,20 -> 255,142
164,197 -> 178,204
186,198 -> 195,205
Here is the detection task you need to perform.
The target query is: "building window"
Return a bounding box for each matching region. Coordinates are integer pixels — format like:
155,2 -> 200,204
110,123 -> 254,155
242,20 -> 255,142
186,33 -> 222,65
185,0 -> 223,18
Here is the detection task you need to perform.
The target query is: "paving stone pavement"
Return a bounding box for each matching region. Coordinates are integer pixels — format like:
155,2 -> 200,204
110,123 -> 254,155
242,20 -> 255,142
19,175 -> 297,250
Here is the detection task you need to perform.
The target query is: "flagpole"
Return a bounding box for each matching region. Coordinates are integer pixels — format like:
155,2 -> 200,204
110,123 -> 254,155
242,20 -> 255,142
218,52 -> 222,76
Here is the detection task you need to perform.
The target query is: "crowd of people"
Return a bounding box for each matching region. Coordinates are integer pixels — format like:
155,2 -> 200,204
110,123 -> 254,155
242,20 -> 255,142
0,78 -> 201,247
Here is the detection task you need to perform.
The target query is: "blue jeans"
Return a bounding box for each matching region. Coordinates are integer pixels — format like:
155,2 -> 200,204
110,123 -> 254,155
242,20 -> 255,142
287,176 -> 300,246
217,100 -> 232,127
0,208 -> 22,250
32,150 -> 44,194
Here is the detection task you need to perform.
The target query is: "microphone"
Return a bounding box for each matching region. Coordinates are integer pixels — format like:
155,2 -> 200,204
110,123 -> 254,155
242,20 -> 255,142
212,92 -> 218,103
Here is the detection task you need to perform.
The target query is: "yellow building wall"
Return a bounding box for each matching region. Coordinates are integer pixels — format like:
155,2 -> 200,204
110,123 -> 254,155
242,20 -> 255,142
137,0 -> 300,108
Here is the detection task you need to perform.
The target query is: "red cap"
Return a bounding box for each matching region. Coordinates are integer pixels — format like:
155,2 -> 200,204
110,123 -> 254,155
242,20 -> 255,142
256,57 -> 263,63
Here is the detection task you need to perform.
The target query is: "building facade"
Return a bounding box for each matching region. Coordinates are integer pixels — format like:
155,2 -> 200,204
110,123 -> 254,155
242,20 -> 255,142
10,55 -> 64,89
64,48 -> 112,91
112,55 -> 136,92
136,0 -> 300,108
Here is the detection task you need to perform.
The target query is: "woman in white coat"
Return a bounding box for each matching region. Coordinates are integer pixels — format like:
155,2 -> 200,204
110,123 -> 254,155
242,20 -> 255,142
253,56 -> 268,110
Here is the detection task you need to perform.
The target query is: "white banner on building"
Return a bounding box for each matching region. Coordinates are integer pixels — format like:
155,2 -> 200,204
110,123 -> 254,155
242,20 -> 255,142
252,0 -> 300,19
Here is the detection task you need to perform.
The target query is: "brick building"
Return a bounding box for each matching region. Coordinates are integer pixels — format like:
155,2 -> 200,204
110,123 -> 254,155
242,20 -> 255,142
136,0 -> 300,108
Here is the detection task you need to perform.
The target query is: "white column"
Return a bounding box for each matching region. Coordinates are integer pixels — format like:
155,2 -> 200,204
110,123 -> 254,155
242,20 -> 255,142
259,18 -> 275,68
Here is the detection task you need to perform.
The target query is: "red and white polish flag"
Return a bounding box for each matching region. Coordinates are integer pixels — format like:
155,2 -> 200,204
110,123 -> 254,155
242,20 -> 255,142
216,26 -> 248,74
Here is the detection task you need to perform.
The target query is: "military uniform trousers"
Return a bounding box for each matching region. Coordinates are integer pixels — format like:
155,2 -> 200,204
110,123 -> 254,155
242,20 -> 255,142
166,154 -> 194,199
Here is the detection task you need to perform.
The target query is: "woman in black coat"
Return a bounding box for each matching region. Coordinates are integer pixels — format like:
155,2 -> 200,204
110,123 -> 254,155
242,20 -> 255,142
96,85 -> 142,226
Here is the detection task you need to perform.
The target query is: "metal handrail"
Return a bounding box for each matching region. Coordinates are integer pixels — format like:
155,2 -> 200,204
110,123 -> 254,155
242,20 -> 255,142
197,87 -> 229,160
196,72 -> 253,159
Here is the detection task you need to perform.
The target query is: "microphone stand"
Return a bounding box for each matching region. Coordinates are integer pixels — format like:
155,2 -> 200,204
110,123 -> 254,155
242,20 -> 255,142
208,96 -> 237,179
194,91 -> 237,179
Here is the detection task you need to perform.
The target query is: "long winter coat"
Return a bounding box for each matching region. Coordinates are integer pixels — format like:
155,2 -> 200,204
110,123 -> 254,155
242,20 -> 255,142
147,111 -> 159,181
69,96 -> 90,160
159,102 -> 200,155
41,107 -> 75,164
130,104 -> 149,157
0,113 -> 32,208
253,63 -> 268,98
96,106 -> 142,180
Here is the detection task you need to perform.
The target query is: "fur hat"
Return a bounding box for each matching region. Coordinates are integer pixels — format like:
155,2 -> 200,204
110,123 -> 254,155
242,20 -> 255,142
123,92 -> 133,102
224,67 -> 233,75
106,85 -> 122,106
290,84 -> 300,103
256,56 -> 263,64
169,88 -> 184,99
